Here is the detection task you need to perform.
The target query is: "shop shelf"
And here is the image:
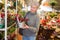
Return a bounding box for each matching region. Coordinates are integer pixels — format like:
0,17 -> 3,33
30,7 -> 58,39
0,28 -> 5,31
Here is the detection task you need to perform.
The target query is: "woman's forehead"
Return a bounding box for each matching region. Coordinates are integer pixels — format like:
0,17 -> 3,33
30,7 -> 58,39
31,2 -> 39,7
31,5 -> 38,8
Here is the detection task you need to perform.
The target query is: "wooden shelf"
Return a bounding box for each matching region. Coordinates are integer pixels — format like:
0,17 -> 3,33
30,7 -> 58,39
7,22 -> 16,30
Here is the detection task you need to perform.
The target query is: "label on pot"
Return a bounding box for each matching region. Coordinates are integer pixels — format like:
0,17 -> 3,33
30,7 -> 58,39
18,22 -> 25,28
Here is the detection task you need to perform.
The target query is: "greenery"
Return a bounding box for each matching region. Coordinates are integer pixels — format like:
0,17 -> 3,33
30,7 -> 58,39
7,26 -> 16,35
49,13 -> 57,18
0,3 -> 4,9
50,0 -> 57,8
17,0 -> 26,17
0,31 -> 4,39
7,14 -> 16,27
18,11 -> 26,17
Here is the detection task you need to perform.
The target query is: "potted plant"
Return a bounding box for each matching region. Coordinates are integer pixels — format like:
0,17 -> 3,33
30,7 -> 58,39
50,0 -> 57,8
50,0 -> 57,12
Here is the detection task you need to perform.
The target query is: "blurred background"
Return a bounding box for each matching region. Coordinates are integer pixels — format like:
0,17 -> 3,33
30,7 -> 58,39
0,0 -> 5,40
0,0 -> 59,40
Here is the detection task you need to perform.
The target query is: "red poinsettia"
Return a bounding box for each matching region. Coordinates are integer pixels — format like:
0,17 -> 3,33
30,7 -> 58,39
16,14 -> 29,22
41,19 -> 48,26
56,19 -> 60,27
1,13 -> 5,18
56,19 -> 60,23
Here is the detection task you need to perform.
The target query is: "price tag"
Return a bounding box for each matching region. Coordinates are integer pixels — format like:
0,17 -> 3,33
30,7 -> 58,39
19,22 -> 25,28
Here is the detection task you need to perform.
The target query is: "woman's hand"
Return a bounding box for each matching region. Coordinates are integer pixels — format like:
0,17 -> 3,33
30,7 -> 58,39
23,24 -> 29,29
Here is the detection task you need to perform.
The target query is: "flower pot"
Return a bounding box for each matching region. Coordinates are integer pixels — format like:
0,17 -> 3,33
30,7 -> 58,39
0,24 -> 4,28
18,22 -> 25,28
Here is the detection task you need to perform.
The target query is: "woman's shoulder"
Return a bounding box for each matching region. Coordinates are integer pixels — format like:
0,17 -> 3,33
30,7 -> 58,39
27,11 -> 30,14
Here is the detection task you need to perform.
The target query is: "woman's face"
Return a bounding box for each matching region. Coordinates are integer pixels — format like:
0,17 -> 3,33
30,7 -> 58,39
30,5 -> 38,13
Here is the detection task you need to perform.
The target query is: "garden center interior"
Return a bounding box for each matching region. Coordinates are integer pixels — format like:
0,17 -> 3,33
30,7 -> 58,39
0,0 -> 60,40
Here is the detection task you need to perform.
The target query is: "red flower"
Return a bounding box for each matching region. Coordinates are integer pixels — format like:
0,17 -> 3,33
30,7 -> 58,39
56,19 -> 60,23
41,19 -> 47,26
1,13 -> 5,18
24,18 -> 29,22
16,14 -> 29,22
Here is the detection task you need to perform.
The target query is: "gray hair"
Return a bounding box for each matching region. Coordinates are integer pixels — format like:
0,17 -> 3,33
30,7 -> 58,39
31,2 -> 39,7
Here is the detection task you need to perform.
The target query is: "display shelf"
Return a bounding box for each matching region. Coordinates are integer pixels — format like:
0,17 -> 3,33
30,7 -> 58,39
7,29 -> 16,40
0,28 -> 5,31
7,22 -> 16,40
